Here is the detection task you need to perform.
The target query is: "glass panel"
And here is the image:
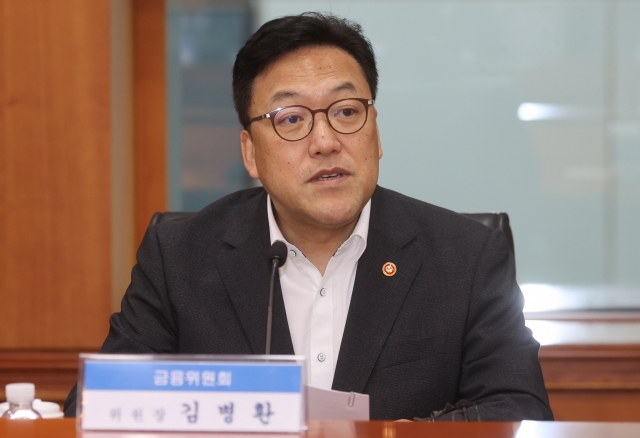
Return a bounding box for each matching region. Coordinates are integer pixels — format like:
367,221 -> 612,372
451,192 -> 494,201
615,1 -> 640,292
167,0 -> 640,310
167,0 -> 254,212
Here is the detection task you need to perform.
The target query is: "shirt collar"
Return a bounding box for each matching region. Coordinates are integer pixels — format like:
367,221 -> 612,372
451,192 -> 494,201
267,194 -> 371,247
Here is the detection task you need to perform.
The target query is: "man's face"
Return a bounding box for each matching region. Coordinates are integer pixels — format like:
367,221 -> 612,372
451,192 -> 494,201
240,45 -> 382,230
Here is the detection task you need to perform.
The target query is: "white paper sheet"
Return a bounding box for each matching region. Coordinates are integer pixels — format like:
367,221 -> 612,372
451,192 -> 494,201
306,385 -> 369,421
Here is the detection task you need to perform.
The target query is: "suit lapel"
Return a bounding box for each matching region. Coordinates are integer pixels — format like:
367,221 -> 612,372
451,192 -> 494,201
333,187 -> 423,393
214,190 -> 294,355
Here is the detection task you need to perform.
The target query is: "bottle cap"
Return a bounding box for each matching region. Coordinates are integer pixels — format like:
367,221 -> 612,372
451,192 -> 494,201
5,383 -> 36,404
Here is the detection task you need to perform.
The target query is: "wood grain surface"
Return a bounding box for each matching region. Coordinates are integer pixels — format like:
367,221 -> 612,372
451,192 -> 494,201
540,344 -> 640,421
540,344 -> 640,390
0,351 -> 87,405
133,0 -> 167,246
0,0 -> 112,349
1,342 -> 639,421
2,419 -> 640,438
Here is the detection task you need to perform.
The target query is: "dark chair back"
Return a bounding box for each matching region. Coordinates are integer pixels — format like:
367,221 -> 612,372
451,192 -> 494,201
149,211 -> 196,227
149,211 -> 515,255
461,213 -> 514,255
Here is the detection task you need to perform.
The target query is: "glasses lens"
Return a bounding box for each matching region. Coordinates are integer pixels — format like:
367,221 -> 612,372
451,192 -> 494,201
328,99 -> 367,134
272,106 -> 313,141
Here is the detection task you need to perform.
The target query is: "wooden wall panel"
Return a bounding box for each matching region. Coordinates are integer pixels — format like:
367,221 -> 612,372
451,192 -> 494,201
0,0 -> 112,349
540,345 -> 640,390
548,390 -> 640,422
1,343 -> 639,417
133,0 -> 167,246
110,0 -> 136,312
540,345 -> 640,422
0,351 -> 86,405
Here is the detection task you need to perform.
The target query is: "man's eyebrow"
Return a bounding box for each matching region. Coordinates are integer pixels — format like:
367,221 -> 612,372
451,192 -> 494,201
269,90 -> 302,106
330,82 -> 358,94
267,82 -> 359,107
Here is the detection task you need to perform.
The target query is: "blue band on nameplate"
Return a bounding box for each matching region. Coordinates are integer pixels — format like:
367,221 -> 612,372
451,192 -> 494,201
84,361 -> 301,393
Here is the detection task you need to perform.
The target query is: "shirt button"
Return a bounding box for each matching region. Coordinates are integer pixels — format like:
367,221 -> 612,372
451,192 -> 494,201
289,249 -> 296,257
320,288 -> 326,297
317,353 -> 326,362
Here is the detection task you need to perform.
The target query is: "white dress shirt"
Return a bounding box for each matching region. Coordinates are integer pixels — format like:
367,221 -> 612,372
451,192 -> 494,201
267,195 -> 370,389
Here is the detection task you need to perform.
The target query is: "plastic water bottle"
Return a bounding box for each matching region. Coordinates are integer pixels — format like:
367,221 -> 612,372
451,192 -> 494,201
1,383 -> 42,419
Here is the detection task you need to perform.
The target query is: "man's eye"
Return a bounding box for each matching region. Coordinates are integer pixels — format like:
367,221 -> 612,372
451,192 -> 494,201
276,114 -> 303,125
335,108 -> 358,118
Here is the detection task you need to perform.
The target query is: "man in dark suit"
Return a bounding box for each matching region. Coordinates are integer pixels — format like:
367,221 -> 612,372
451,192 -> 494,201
65,13 -> 552,421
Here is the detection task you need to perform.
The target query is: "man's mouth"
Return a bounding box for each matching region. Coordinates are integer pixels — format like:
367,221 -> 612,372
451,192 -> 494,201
310,168 -> 349,182
316,173 -> 343,181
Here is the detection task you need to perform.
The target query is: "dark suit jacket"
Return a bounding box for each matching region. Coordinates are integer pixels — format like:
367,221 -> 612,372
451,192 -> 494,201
64,186 -> 553,420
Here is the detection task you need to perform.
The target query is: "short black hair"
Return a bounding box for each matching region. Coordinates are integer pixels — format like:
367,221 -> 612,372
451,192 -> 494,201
232,12 -> 378,127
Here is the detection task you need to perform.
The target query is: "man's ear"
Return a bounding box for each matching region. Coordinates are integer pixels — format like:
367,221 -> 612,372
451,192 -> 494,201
240,129 -> 260,179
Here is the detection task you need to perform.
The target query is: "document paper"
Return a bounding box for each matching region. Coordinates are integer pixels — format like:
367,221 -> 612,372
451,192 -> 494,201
306,385 -> 369,421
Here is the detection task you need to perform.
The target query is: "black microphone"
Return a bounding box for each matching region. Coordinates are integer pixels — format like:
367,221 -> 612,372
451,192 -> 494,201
266,241 -> 288,355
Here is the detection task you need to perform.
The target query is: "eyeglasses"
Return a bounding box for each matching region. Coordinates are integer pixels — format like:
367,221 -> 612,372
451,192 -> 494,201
246,98 -> 375,142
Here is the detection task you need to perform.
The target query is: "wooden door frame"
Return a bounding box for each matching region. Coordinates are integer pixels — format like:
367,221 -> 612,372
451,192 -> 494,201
133,0 -> 167,247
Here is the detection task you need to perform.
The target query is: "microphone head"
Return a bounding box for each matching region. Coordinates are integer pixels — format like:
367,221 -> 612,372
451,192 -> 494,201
268,241 -> 288,268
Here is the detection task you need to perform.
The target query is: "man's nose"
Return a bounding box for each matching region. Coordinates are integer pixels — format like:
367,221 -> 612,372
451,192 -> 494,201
307,112 -> 342,157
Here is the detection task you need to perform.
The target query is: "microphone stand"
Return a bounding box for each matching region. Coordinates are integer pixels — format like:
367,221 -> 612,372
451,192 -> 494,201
265,240 -> 287,355
265,258 -> 278,355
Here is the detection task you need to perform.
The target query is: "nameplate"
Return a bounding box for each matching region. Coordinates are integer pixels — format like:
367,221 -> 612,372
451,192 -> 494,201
77,354 -> 305,432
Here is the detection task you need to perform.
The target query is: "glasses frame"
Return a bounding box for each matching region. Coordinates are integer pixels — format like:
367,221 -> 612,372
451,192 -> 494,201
245,98 -> 375,142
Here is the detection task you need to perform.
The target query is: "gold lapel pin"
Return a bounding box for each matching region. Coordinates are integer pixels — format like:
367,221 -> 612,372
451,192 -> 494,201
382,262 -> 397,277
